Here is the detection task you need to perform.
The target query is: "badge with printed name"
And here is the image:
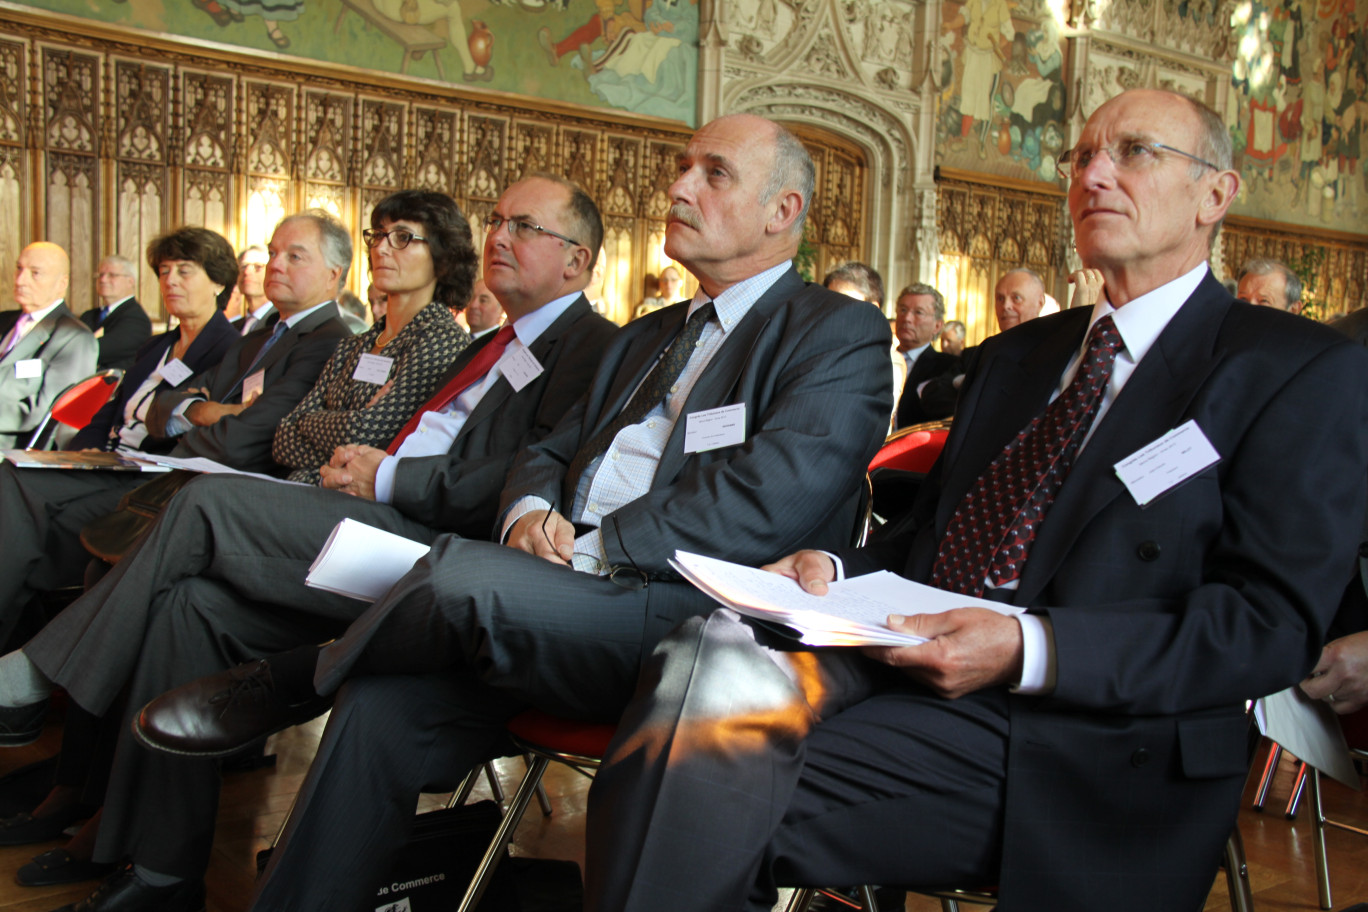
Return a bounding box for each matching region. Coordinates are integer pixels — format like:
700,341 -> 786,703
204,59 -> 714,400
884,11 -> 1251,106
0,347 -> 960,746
1113,419 -> 1220,507
684,403 -> 746,454
353,353 -> 394,385
158,359 -> 193,387
242,369 -> 265,403
14,359 -> 41,380
500,346 -> 544,392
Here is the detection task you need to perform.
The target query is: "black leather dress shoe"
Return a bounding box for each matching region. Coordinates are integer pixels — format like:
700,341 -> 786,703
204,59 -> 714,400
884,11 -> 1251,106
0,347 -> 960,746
17,848 -> 117,886
49,865 -> 205,912
0,802 -> 92,845
133,659 -> 330,758
0,699 -> 48,746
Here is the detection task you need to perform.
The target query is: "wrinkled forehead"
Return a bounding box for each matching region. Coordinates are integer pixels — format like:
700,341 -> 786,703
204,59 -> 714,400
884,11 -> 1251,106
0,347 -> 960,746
494,178 -> 569,228
1081,91 -> 1197,148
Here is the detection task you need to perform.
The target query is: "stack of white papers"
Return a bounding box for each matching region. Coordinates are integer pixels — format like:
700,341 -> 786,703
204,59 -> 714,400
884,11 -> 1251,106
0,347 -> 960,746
305,519 -> 431,602
670,551 -> 1024,647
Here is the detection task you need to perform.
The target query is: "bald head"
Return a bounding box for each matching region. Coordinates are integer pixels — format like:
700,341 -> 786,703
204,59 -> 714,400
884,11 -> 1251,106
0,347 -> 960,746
994,269 -> 1045,331
15,242 -> 70,314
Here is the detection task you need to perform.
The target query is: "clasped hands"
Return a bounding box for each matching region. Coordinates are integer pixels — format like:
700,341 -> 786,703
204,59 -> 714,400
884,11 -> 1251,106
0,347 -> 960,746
319,444 -> 388,499
763,549 -> 1024,699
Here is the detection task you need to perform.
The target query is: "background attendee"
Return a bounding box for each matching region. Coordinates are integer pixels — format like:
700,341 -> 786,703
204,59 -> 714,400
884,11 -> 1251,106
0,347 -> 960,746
993,267 -> 1046,330
230,246 -> 273,333
335,291 -> 369,333
939,319 -> 966,356
824,262 -> 901,424
366,281 -> 387,324
462,278 -> 502,338
0,242 -> 97,448
84,255 -> 152,371
633,265 -> 683,318
892,282 -> 959,428
272,190 -> 473,485
1237,257 -> 1304,314
580,88 -> 1368,912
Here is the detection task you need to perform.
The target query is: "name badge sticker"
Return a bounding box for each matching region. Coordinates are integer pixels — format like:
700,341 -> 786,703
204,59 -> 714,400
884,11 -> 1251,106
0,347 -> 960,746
242,369 -> 266,404
14,359 -> 41,380
500,346 -> 544,392
1114,419 -> 1220,507
353,353 -> 394,385
158,359 -> 193,387
684,403 -> 746,454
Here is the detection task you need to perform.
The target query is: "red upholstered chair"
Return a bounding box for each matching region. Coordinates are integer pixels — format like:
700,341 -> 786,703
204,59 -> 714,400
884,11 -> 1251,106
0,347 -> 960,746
869,419 -> 952,474
24,369 -> 123,449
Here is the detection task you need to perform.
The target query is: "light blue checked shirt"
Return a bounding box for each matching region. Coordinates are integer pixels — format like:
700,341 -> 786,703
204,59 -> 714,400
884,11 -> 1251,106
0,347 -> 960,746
504,261 -> 792,574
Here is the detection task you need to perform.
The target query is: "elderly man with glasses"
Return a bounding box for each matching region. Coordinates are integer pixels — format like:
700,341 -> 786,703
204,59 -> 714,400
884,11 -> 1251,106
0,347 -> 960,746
576,88 -> 1368,912
84,255 -> 153,371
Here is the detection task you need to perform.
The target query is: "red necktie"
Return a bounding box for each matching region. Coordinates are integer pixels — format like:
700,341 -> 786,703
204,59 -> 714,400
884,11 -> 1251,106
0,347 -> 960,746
386,324 -> 517,454
930,315 -> 1124,597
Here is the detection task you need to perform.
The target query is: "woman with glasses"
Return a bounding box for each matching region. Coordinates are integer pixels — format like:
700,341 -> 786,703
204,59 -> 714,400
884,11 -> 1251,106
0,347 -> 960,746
273,189 -> 475,484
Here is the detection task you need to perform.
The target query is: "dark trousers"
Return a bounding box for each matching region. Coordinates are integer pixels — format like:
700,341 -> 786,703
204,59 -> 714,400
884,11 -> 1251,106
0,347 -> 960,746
584,610 -> 1010,912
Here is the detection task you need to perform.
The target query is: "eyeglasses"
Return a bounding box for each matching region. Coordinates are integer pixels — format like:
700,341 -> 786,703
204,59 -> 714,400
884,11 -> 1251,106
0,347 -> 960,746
484,215 -> 581,247
362,228 -> 428,249
1055,139 -> 1220,180
571,553 -> 648,590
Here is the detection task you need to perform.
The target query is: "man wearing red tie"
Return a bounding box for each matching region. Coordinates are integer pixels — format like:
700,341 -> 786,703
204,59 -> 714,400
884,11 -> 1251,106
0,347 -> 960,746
0,175 -> 615,912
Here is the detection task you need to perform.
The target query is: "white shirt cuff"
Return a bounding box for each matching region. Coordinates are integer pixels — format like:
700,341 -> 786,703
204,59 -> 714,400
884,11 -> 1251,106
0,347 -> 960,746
1012,613 -> 1056,694
372,455 -> 400,505
819,551 -> 846,581
501,495 -> 553,543
164,397 -> 206,437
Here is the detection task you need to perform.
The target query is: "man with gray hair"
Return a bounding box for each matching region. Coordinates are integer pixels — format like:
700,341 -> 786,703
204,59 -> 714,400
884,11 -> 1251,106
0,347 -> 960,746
84,254 -> 152,371
131,113 -> 893,912
939,319 -> 967,356
1237,257 -> 1303,314
893,281 -> 960,427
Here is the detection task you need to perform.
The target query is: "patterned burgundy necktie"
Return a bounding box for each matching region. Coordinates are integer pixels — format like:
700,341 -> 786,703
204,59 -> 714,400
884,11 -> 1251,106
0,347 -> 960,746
930,314 -> 1125,597
385,324 -> 517,454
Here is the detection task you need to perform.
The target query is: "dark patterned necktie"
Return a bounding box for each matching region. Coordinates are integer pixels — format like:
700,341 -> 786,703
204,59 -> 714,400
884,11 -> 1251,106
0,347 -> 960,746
563,301 -> 715,496
930,315 -> 1125,597
386,324 -> 517,454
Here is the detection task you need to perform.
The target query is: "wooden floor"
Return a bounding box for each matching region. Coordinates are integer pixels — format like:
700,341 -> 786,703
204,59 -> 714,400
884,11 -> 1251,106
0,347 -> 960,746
0,713 -> 1364,912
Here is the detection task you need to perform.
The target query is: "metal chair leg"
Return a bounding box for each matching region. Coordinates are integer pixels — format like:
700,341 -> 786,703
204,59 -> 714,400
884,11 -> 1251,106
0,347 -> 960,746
1253,741 -> 1282,810
784,888 -> 817,912
529,753 -> 553,816
1223,826 -> 1254,912
456,755 -> 551,912
1310,767 -> 1331,910
939,899 -> 961,912
483,761 -> 504,803
856,885 -> 878,910
1285,760 -> 1309,819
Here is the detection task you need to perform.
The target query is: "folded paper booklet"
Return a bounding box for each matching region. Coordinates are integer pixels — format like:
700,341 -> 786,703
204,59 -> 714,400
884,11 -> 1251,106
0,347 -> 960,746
305,518 -> 431,602
137,453 -> 305,484
670,550 -> 1025,647
2,449 -> 172,471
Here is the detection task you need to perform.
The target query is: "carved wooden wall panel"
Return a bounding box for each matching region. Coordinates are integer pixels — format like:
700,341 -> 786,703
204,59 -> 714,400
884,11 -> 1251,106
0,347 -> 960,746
43,46 -> 100,313
0,38 -> 26,293
936,170 -> 1064,345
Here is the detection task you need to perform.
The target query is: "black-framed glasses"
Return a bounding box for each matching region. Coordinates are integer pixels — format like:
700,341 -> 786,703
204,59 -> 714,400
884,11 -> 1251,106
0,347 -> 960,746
1055,139 -> 1220,180
484,215 -> 582,247
571,553 -> 648,590
362,228 -> 428,249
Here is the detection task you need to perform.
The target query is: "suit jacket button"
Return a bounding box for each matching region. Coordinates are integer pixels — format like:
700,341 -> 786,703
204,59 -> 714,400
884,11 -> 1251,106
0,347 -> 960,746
1131,748 -> 1151,767
1137,541 -> 1161,561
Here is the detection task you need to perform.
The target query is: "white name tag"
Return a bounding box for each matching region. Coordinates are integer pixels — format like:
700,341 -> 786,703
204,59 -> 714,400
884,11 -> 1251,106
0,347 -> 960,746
158,358 -> 193,387
14,359 -> 41,380
684,403 -> 746,454
1113,419 -> 1220,507
242,369 -> 265,403
353,353 -> 394,385
500,345 -> 544,392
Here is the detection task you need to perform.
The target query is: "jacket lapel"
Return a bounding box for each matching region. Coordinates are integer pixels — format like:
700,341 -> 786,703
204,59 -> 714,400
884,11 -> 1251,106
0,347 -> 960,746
2,304 -> 68,366
1013,275 -> 1233,603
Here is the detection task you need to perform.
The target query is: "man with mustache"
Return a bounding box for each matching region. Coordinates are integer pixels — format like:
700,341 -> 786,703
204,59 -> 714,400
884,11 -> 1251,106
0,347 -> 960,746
138,113 -> 893,912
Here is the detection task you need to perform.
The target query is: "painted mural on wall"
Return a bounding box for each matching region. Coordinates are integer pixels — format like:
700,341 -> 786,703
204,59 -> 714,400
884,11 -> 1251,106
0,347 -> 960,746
935,0 -> 1067,183
1227,0 -> 1366,226
16,0 -> 699,125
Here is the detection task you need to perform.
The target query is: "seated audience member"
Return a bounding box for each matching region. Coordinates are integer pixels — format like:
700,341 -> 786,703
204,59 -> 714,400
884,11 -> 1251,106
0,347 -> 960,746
0,228 -> 241,649
335,290 -> 369,333
366,281 -> 387,324
84,255 -> 153,372
939,319 -> 966,356
272,190 -> 474,484
892,282 -> 959,428
1069,267 -> 1105,310
131,114 -> 892,912
0,242 -> 97,448
823,262 -> 903,419
633,265 -> 683,318
575,88 -> 1368,912
1237,257 -> 1303,314
462,278 -> 503,338
0,172 -> 616,912
228,245 -> 273,334
921,268 -> 1048,417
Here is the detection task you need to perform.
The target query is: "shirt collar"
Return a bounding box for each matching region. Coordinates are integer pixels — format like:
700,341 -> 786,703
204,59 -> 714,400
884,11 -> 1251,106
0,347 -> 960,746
251,301 -> 275,320
102,295 -> 134,311
686,260 -> 792,334
1083,262 -> 1207,366
512,291 -> 579,348
23,299 -> 64,325
279,299 -> 333,330
900,341 -> 932,363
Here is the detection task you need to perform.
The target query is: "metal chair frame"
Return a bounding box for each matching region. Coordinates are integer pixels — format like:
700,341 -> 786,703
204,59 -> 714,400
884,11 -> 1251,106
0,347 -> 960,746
1305,745 -> 1368,910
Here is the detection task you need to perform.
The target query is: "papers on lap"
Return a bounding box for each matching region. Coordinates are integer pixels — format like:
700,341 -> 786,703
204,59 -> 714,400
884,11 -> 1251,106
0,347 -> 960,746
305,518 -> 431,602
2,449 -> 172,472
670,550 -> 1024,647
